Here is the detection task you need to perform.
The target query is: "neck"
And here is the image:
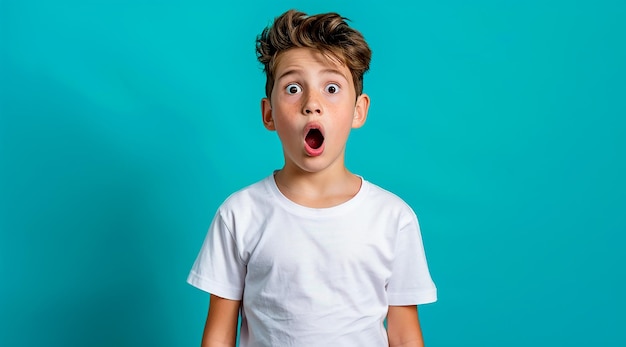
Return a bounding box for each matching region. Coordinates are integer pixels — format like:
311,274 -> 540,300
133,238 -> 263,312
273,165 -> 361,208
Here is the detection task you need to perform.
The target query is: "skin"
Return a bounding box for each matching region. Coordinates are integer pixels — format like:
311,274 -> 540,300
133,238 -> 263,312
201,295 -> 239,347
200,47 -> 425,346
387,306 -> 426,347
261,48 -> 369,208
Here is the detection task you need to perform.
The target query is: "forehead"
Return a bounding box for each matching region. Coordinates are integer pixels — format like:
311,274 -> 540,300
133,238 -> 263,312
273,47 -> 351,80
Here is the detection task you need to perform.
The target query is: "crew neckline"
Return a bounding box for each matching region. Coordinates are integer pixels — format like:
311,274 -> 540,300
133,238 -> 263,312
266,171 -> 369,217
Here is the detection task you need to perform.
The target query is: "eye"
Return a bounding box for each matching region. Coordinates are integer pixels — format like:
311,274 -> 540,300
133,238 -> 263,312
325,83 -> 340,94
285,84 -> 302,95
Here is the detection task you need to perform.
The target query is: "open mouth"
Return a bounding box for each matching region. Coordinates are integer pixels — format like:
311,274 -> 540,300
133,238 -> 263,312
303,125 -> 325,156
305,128 -> 324,149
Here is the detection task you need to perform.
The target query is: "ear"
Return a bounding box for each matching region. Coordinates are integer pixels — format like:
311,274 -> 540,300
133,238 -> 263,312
261,98 -> 275,131
352,93 -> 370,129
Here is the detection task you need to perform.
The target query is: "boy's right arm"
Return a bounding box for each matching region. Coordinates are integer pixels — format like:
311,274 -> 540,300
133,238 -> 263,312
200,294 -> 241,347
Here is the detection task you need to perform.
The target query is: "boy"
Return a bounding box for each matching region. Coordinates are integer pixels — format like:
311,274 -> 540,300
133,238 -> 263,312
188,9 -> 437,347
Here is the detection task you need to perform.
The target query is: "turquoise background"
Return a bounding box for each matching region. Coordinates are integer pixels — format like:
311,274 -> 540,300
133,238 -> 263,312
1,0 -> 624,345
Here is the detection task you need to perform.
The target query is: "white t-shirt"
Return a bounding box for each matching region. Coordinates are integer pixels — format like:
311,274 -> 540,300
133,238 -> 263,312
188,174 -> 437,347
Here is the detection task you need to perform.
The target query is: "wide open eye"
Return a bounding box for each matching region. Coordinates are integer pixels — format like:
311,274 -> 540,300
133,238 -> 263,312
285,84 -> 302,95
325,83 -> 340,94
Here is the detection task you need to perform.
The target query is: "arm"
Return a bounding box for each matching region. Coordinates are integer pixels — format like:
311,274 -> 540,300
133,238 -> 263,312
200,294 -> 241,347
386,305 -> 425,347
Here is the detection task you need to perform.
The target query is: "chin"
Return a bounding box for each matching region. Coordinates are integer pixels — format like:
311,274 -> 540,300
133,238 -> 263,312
299,156 -> 343,174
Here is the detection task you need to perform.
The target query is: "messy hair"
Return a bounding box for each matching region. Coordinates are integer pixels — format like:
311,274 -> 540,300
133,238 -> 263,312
256,9 -> 372,99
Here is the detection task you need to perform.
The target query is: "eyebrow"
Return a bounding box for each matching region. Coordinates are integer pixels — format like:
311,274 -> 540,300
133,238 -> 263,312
276,68 -> 348,82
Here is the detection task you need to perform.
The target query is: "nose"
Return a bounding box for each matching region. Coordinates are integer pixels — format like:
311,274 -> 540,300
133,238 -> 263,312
302,90 -> 323,115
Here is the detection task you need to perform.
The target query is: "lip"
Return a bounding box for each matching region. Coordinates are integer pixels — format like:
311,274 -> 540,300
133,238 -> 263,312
303,122 -> 325,157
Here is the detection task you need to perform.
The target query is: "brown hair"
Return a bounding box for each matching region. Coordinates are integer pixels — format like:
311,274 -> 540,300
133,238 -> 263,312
256,9 -> 372,99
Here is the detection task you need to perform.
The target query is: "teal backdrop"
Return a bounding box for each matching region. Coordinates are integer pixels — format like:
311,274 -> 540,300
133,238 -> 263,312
1,0 -> 624,346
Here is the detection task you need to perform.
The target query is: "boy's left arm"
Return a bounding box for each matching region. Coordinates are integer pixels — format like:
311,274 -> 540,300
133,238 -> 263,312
386,305 -> 425,347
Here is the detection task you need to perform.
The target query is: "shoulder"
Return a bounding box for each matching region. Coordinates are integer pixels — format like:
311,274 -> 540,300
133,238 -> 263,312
218,175 -> 273,212
215,175 -> 276,227
363,180 -> 414,211
362,179 -> 419,226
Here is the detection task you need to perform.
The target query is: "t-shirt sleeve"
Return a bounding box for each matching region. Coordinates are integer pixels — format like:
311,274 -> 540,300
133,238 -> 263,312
387,210 -> 437,305
187,211 -> 247,300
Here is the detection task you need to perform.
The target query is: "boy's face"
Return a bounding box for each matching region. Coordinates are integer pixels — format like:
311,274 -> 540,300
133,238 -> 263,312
261,48 -> 369,174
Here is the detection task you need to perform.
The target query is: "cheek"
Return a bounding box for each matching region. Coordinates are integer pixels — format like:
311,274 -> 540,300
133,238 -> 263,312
329,116 -> 356,141
272,115 -> 301,139
275,93 -> 302,105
